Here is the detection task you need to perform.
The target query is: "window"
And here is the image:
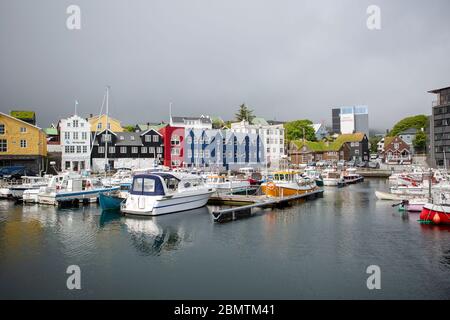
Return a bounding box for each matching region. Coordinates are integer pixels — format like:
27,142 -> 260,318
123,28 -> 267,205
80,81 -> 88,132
65,146 -> 70,153
355,149 -> 359,155
80,123 -> 84,127
98,146 -> 105,153
97,123 -> 102,130
102,134 -> 111,142
73,120 -> 79,127
0,139 -> 7,152
119,135 -> 124,140
64,132 -> 69,140
67,122 -> 71,127
82,132 -> 87,140
83,146 -> 88,153
149,147 -> 155,154
132,147 -> 138,153
65,161 -> 71,170
76,146 -> 81,153
132,178 -> 143,193
157,147 -> 162,153
109,147 -> 115,154
73,132 -> 78,140
145,135 -> 151,142
171,148 -> 180,156
0,124 -> 4,134
20,127 -> 27,133
20,140 -> 27,148
130,136 -> 135,141
153,135 -> 159,142
171,135 -> 180,145
141,147 -> 147,153
267,147 -> 270,153
69,146 -> 75,153
143,179 -> 155,193
120,147 -> 127,154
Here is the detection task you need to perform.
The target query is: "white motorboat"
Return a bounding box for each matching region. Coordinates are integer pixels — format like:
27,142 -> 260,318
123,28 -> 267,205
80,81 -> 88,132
121,172 -> 215,216
102,168 -> 133,187
10,176 -> 52,200
38,173 -> 119,205
322,169 -> 344,187
205,175 -> 252,195
342,168 -> 364,184
375,190 -> 413,201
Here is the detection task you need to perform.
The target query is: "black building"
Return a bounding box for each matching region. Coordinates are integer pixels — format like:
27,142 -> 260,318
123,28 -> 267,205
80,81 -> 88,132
429,86 -> 450,168
91,129 -> 164,171
332,108 -> 341,134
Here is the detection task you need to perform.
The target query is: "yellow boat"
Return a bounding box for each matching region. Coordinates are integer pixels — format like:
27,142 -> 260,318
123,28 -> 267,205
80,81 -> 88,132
261,171 -> 317,197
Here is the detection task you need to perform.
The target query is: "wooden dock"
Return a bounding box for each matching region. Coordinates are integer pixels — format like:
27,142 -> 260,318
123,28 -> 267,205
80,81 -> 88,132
210,189 -> 324,223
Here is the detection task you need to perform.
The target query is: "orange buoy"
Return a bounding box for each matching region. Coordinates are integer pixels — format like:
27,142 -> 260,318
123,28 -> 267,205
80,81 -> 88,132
433,213 -> 441,225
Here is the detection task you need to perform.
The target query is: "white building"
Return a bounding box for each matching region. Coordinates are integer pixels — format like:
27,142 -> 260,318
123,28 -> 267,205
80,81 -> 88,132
60,115 -> 91,171
332,106 -> 369,137
170,115 -> 212,129
230,118 -> 285,169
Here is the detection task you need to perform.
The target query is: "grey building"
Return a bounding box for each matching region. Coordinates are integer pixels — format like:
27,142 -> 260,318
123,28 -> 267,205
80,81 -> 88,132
429,86 -> 450,168
331,106 -> 369,137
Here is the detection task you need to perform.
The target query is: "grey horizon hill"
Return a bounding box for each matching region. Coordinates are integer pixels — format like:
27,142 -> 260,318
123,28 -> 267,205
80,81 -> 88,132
0,0 -> 449,132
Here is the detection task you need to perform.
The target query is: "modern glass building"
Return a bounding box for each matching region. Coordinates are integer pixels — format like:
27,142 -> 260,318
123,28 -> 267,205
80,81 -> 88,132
331,106 -> 369,137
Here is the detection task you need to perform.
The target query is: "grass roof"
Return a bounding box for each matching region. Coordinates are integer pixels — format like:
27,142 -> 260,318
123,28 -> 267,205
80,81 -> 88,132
10,110 -> 35,119
293,133 -> 366,152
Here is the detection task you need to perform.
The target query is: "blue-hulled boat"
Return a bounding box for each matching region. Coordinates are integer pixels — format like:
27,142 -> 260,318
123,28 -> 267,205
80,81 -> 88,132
99,192 -> 124,211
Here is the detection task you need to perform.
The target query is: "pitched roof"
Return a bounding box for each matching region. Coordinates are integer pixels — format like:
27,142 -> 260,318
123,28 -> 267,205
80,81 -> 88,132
398,128 -> 418,135
44,128 -> 58,135
136,123 -> 167,132
312,123 -> 323,133
0,112 -> 42,130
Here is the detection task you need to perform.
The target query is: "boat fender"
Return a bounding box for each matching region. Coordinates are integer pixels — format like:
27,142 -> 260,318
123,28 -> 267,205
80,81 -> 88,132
433,212 -> 441,225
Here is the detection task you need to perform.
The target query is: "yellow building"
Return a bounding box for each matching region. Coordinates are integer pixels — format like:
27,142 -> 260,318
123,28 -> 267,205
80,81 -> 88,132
0,112 -> 47,173
88,114 -> 123,132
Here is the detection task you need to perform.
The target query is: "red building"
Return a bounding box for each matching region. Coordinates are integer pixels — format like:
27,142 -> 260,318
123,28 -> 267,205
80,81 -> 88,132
158,125 -> 185,168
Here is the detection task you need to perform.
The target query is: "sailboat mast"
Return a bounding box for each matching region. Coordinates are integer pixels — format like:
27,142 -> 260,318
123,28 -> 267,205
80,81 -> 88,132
105,86 -> 109,174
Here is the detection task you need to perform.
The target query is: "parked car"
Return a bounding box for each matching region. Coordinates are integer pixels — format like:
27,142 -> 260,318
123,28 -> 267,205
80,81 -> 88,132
370,154 -> 378,160
2,167 -> 36,181
346,160 -> 356,167
307,161 -> 316,167
337,160 -> 346,167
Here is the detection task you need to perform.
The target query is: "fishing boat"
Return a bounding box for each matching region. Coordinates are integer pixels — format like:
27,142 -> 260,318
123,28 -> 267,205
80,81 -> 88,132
98,182 -> 131,211
38,174 -> 119,205
121,172 -> 215,216
10,176 -> 52,200
342,168 -> 364,184
322,168 -> 344,187
420,203 -> 450,225
205,175 -> 255,195
261,170 -> 317,197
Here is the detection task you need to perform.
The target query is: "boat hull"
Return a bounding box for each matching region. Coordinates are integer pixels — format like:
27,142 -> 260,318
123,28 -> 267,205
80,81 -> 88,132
99,193 -> 124,211
261,184 -> 316,197
420,204 -> 450,225
38,187 -> 120,205
121,190 -> 213,216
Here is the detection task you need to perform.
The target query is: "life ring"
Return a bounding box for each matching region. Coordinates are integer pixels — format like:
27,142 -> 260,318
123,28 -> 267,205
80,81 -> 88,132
266,182 -> 276,191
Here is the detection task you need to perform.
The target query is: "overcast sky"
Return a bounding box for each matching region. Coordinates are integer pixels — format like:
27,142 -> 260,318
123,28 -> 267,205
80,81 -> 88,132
1,0 -> 449,131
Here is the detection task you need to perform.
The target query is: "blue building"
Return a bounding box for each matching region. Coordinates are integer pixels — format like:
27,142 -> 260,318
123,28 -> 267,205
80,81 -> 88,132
184,128 -> 265,171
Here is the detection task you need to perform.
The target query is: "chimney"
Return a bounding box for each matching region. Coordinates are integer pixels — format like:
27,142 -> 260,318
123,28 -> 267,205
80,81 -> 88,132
90,113 -> 93,118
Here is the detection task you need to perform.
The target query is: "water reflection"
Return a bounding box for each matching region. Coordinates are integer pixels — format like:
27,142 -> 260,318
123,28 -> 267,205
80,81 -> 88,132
124,215 -> 188,256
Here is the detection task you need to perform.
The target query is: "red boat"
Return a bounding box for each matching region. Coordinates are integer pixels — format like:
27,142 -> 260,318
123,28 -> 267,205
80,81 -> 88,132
419,203 -> 450,225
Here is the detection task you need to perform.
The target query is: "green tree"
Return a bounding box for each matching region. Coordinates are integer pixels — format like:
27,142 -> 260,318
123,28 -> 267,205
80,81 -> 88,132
212,118 -> 225,129
235,103 -> 255,122
284,120 -> 317,142
413,130 -> 426,153
123,125 -> 135,132
388,115 -> 428,137
369,136 -> 382,153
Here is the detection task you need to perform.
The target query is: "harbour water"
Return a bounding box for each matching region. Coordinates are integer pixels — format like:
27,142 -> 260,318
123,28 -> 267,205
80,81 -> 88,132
1,178 -> 450,299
